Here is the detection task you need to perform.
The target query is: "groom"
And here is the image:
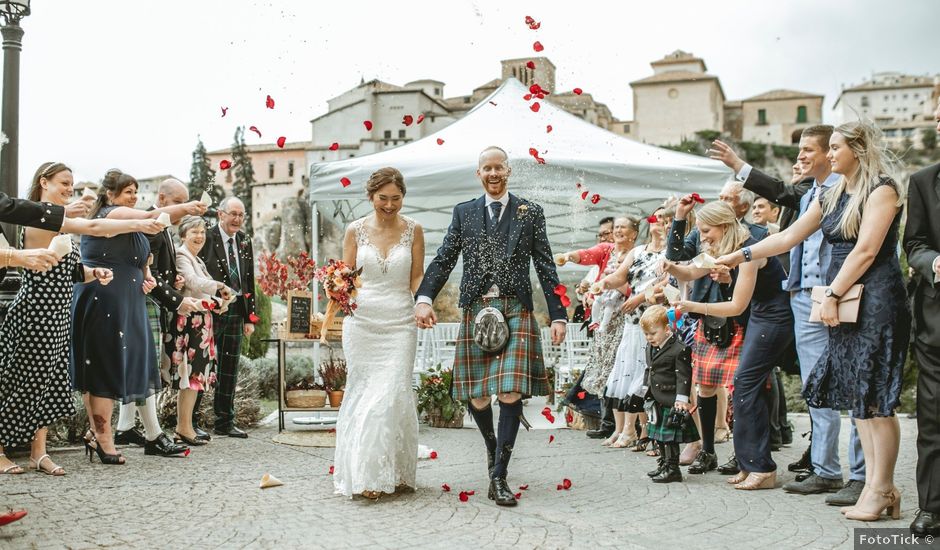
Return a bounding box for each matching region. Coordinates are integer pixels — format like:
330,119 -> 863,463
415,146 -> 568,506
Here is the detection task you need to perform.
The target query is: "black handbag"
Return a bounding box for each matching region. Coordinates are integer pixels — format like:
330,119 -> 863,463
702,315 -> 733,348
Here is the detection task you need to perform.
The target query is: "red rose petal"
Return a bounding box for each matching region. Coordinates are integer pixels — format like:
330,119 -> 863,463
466,490 -> 475,496
647,215 -> 659,223
577,391 -> 586,399
524,15 -> 535,25
526,61 -> 536,70
560,295 -> 571,308
442,483 -> 451,492
221,107 -> 228,117
416,114 -> 425,124
565,412 -> 574,424
546,125 -> 552,133
436,138 -> 444,145
519,484 -> 529,490
249,125 -> 262,138
573,88 -> 583,95
530,22 -> 541,30
536,92 -> 545,99
546,413 -> 556,423
542,406 -> 552,416
219,160 -> 231,170
690,193 -> 705,204
530,102 -> 541,113
590,194 -> 601,205
184,448 -> 191,457
556,484 -> 563,490
402,115 -> 414,126
523,94 -> 532,101
529,84 -> 541,94
529,148 -> 539,158
514,493 -> 522,500
430,451 -> 438,459
458,491 -> 468,502
329,465 -> 334,475
576,183 -> 582,188
249,313 -> 260,323
244,293 -> 252,299
327,428 -> 336,433
340,177 -> 351,188
276,136 -> 286,148
581,191 -> 589,200
265,95 -> 275,109
548,435 -> 555,443
563,478 -> 572,490
363,120 -> 373,131
329,142 -> 339,151
553,284 -> 567,297
533,41 -> 544,52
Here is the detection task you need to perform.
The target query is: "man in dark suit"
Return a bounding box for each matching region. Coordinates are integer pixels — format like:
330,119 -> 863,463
199,196 -> 257,438
710,127 -> 865,506
902,99 -> 940,537
114,178 -> 208,447
415,146 -> 567,506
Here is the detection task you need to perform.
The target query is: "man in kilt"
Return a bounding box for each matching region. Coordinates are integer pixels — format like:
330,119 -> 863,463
415,146 -> 568,506
114,178 -> 200,456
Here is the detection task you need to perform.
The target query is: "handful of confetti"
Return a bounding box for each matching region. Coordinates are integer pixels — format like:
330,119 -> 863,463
199,191 -> 212,206
48,234 -> 72,259
315,259 -> 362,343
553,253 -> 567,266
692,253 -> 718,269
156,212 -> 171,227
82,186 -> 97,199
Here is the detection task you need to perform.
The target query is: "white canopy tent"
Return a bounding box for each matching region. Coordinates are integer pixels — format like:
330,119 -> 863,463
309,77 -> 731,258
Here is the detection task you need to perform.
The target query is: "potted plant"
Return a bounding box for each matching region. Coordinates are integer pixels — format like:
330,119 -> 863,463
416,365 -> 465,428
319,355 -> 347,408
285,376 -> 326,408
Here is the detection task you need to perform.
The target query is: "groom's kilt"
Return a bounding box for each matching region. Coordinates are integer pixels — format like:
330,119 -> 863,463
451,296 -> 549,401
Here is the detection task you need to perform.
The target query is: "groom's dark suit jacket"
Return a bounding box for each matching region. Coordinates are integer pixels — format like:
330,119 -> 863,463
904,162 -> 940,348
417,193 -> 567,322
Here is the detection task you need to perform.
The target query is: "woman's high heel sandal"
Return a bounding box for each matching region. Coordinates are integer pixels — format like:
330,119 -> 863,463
601,432 -> 621,447
610,433 -> 638,449
734,471 -> 776,490
85,439 -> 125,465
841,486 -> 869,515
727,471 -> 748,484
361,490 -> 381,501
844,488 -> 900,521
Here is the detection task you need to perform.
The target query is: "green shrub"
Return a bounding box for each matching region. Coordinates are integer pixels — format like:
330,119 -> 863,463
241,281 -> 272,359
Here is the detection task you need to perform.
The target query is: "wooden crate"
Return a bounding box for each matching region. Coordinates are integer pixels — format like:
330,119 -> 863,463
310,316 -> 344,341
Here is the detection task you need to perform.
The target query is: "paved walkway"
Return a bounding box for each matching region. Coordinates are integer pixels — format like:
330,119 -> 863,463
0,408 -> 919,549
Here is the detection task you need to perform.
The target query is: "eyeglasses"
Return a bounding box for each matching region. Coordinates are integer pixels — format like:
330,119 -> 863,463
220,210 -> 246,219
596,230 -> 613,238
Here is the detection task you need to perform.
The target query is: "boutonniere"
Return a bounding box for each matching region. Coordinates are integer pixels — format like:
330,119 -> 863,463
516,204 -> 529,218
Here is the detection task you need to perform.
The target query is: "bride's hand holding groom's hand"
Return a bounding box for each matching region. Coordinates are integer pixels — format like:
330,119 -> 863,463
415,303 -> 437,329
550,321 -> 566,345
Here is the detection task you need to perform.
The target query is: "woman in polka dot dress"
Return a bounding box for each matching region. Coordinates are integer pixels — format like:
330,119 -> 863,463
0,163 -> 135,476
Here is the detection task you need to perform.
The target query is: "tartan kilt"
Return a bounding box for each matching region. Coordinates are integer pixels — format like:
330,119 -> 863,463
646,404 -> 700,444
146,298 -> 165,380
690,321 -> 743,387
451,297 -> 548,401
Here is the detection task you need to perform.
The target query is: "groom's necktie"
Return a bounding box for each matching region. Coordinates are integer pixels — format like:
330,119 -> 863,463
488,202 -> 502,233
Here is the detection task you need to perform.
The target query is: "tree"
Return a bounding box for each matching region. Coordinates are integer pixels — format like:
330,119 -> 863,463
922,127 -> 937,151
188,137 -> 224,206
231,126 -> 255,235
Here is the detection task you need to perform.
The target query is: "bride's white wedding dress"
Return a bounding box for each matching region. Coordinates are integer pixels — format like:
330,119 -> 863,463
333,215 -> 419,497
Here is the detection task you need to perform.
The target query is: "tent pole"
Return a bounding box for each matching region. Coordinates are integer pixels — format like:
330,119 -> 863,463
312,197 -> 321,374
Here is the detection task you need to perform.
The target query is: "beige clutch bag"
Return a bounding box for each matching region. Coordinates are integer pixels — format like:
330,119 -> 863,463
809,284 -> 863,323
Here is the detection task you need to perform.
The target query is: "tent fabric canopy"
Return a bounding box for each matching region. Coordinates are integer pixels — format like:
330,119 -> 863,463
309,77 -> 731,252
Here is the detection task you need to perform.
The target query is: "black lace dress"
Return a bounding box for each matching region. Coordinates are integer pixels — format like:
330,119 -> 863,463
803,180 -> 911,418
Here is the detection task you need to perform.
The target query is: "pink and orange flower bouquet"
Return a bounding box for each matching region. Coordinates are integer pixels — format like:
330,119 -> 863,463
315,259 -> 363,343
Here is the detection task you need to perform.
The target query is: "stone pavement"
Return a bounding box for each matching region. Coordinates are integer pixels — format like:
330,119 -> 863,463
0,408 -> 920,550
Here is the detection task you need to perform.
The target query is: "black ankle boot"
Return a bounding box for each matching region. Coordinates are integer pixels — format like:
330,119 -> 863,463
652,443 -> 683,483
647,442 -> 666,477
488,478 -> 517,506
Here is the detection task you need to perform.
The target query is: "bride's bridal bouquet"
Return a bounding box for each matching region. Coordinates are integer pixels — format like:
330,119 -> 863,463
315,259 -> 363,343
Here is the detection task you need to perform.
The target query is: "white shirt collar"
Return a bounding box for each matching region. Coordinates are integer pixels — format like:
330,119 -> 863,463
218,225 -> 236,244
484,193 -> 509,209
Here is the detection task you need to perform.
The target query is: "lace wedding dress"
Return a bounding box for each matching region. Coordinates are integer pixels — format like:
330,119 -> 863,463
333,216 -> 419,497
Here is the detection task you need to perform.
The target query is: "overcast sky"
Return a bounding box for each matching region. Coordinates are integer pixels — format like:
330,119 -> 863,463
10,0 -> 937,193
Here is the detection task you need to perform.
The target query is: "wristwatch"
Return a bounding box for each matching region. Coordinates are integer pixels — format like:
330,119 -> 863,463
824,287 -> 841,300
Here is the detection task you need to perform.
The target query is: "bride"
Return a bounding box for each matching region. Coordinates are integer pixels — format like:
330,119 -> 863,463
333,167 -> 426,499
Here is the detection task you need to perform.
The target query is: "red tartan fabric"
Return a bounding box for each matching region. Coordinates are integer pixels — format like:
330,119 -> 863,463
690,322 -> 743,387
451,297 -> 548,401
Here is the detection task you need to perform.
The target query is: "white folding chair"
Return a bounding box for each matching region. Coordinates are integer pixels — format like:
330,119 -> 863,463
432,323 -> 461,370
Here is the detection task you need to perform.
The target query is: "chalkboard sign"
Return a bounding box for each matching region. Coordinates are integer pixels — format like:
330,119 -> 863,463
286,290 -> 312,338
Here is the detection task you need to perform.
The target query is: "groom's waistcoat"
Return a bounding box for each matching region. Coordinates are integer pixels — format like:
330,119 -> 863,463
479,208 -> 517,296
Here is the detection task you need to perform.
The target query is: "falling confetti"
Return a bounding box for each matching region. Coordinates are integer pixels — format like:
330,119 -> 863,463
363,120 -> 373,130
329,142 -> 339,151
249,126 -> 262,138
488,101 -> 498,106
436,138 -> 445,145
573,88 -> 583,95
265,95 -> 275,109
276,136 -> 286,148
219,160 -> 231,170
533,41 -> 544,52
402,115 -> 414,126
221,107 -> 228,117
340,177 -> 351,187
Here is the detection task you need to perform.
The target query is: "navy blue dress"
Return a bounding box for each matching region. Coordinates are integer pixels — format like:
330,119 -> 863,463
803,180 -> 911,419
71,206 -> 160,403
732,237 -> 794,473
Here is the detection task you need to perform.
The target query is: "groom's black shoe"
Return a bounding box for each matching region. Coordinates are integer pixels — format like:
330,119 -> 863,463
114,427 -> 147,446
488,478 -> 518,507
911,510 -> 940,536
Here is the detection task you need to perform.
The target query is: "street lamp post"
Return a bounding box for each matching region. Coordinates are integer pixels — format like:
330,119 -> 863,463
0,0 -> 29,320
